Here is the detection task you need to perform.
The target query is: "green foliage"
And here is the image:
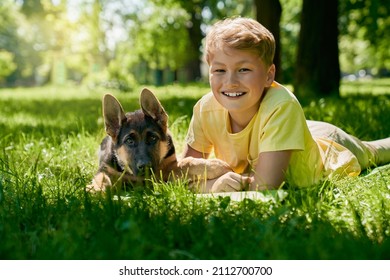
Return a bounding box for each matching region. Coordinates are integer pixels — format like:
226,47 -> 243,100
279,0 -> 302,83
105,1 -> 195,86
1,0 -> 389,87
0,1 -> 33,85
0,82 -> 390,259
132,3 -> 192,70
339,0 -> 390,73
0,50 -> 17,83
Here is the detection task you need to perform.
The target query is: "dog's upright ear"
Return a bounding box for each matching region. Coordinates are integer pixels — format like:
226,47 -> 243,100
140,88 -> 168,130
103,94 -> 126,142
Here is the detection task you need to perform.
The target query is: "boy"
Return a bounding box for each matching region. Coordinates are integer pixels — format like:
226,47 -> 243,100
183,17 -> 390,193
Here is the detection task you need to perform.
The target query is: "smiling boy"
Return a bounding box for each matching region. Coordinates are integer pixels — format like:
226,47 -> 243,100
183,17 -> 390,193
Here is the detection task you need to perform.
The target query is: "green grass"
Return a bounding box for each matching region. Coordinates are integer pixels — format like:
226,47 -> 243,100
341,78 -> 390,97
0,82 -> 390,260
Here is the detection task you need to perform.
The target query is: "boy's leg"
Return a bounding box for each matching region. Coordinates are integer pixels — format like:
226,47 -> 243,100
307,120 -> 377,169
363,138 -> 390,166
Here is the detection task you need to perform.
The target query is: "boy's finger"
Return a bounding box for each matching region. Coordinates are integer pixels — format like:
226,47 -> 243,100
239,175 -> 253,191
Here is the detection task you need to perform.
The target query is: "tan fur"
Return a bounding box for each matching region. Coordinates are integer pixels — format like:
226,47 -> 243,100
116,146 -> 131,171
159,140 -> 169,163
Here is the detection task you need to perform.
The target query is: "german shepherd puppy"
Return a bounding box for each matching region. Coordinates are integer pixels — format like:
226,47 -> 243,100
88,88 -> 231,192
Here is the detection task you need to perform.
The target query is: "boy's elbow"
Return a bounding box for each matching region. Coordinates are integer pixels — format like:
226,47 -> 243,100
182,144 -> 209,159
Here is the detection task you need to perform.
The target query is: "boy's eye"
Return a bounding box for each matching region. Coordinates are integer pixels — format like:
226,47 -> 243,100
214,69 -> 225,73
239,68 -> 251,72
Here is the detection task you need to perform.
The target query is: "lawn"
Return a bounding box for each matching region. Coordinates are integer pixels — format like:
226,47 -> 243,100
0,81 -> 390,259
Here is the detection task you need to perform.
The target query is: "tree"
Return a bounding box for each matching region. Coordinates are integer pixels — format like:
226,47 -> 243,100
129,3 -> 193,85
294,0 -> 340,99
254,0 -> 283,81
178,1 -> 204,81
0,50 -> 17,84
0,1 -> 19,85
278,0 -> 301,84
146,0 -> 253,83
339,0 -> 390,75
18,0 -> 75,85
0,0 -> 41,86
79,0 -> 110,70
149,0 -> 205,82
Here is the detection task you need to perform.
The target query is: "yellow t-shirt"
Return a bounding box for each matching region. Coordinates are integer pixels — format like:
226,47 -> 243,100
186,82 -> 361,187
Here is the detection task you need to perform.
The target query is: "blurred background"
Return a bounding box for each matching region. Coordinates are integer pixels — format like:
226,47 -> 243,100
0,0 -> 389,98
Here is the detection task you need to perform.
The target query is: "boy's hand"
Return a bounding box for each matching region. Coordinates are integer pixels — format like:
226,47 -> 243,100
210,172 -> 253,193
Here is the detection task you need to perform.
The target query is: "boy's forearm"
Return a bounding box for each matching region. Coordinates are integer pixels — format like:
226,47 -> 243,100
250,150 -> 292,191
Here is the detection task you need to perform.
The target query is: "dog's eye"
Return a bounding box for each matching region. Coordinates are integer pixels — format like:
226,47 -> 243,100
125,135 -> 136,146
147,133 -> 158,144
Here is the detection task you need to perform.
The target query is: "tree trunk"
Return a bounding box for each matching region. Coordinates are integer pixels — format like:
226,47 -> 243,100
254,0 -> 282,81
154,69 -> 163,86
184,10 -> 202,82
294,0 -> 340,100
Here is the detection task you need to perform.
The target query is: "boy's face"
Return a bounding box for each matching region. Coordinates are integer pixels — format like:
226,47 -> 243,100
208,46 -> 275,118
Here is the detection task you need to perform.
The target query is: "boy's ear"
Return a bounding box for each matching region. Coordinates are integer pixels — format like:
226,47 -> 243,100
266,64 -> 276,86
140,88 -> 168,130
103,94 -> 125,142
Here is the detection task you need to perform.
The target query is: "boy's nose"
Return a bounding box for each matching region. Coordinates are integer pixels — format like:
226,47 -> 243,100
226,73 -> 239,87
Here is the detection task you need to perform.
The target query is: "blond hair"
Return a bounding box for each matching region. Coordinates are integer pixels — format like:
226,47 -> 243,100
204,17 -> 275,67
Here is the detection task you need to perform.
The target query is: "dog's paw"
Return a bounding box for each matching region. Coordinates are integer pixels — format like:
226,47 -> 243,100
178,157 -> 232,179
86,172 -> 112,192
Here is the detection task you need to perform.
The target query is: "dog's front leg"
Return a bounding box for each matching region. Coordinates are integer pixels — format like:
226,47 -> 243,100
87,172 -> 113,192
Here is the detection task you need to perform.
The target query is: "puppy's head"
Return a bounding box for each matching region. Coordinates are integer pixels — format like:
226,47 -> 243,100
102,89 -> 172,177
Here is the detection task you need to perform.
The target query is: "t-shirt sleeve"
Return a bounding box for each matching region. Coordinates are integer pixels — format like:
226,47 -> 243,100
185,100 -> 214,154
259,100 -> 306,153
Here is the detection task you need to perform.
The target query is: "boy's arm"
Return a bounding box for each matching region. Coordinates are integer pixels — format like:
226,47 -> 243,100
183,145 -> 292,192
209,150 -> 292,192
182,144 -> 210,159
250,150 -> 292,190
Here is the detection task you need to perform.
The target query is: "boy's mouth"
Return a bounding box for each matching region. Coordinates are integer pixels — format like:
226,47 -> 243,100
222,91 -> 246,97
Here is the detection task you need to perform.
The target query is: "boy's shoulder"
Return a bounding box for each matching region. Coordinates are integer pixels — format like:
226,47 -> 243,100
262,82 -> 301,108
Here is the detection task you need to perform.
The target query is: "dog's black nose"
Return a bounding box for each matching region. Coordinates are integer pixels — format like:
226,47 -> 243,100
136,162 -> 152,175
137,163 -> 147,170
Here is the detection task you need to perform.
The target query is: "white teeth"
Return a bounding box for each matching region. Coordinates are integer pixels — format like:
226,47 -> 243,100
223,92 -> 245,97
